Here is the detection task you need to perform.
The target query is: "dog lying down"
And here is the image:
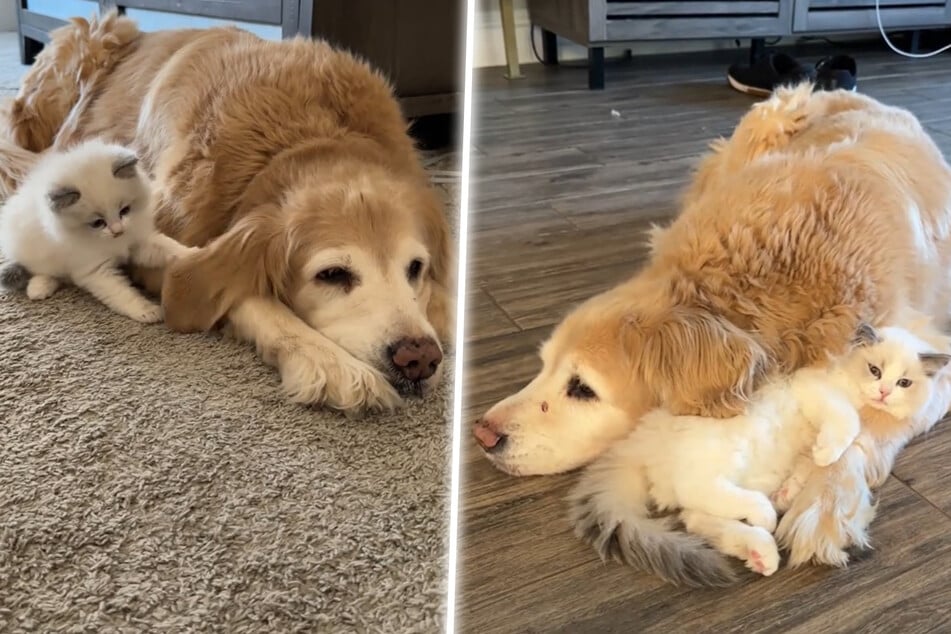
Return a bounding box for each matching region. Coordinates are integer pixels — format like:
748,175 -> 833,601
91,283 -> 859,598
0,12 -> 453,415
571,323 -> 951,587
474,84 -> 951,566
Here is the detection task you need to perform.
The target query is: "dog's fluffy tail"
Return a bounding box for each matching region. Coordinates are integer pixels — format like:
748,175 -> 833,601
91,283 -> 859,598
775,444 -> 876,567
0,133 -> 39,200
7,10 -> 139,153
568,446 -> 739,588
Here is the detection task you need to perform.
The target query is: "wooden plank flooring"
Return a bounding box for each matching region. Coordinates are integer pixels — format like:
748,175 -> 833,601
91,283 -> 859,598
459,44 -> 951,633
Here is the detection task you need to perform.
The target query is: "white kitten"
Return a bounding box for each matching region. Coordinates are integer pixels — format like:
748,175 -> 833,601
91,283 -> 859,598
0,138 -> 195,323
773,323 -> 949,510
569,324 -> 950,587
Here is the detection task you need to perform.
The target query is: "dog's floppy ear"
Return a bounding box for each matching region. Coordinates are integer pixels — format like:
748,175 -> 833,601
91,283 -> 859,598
629,307 -> 770,418
417,185 -> 454,343
162,204 -> 290,333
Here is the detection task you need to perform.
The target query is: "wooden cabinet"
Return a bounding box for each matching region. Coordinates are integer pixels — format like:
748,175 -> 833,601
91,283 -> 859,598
792,0 -> 951,33
16,1 -> 460,119
529,0 -> 951,88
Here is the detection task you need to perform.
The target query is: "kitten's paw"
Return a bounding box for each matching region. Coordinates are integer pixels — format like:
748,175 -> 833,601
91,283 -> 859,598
26,275 -> 60,300
771,481 -> 803,513
746,499 -> 778,533
812,438 -> 849,467
127,302 -> 163,323
169,245 -> 201,261
743,529 -> 780,576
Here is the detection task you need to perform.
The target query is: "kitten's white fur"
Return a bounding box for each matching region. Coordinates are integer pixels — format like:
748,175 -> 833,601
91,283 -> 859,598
570,325 -> 950,587
0,138 -> 194,322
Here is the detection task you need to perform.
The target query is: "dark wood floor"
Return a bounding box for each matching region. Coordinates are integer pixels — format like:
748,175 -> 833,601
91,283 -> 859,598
458,43 -> 951,633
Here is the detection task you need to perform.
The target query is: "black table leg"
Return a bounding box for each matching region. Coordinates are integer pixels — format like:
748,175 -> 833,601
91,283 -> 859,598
541,28 -> 558,65
588,46 -> 605,90
750,37 -> 765,65
19,34 -> 43,65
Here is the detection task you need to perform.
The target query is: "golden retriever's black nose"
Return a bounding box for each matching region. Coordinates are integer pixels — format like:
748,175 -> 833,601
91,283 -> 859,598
473,420 -> 507,453
390,336 -> 443,381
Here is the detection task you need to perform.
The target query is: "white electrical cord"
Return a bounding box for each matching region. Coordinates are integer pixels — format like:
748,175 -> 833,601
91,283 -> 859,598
875,0 -> 951,58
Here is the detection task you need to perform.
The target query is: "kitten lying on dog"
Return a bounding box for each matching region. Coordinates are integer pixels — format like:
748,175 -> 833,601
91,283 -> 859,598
570,324 -> 950,587
0,138 -> 195,322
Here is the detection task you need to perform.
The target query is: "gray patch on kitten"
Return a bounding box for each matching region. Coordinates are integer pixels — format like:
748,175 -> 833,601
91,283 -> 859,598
0,262 -> 31,291
48,186 -> 81,211
852,322 -> 882,348
112,154 -> 139,179
919,352 -> 951,377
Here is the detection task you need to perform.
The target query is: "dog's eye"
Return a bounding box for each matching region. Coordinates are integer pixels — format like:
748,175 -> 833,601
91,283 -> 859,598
407,259 -> 424,281
316,267 -> 355,290
566,375 -> 597,400
868,363 -> 881,379
118,205 -> 131,217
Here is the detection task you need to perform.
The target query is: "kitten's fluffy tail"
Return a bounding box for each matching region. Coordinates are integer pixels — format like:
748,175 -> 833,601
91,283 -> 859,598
568,445 -> 739,588
0,134 -> 39,200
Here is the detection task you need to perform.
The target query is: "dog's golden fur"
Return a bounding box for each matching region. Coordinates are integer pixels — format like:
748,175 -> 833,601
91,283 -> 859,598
1,12 -> 452,413
479,85 -> 951,562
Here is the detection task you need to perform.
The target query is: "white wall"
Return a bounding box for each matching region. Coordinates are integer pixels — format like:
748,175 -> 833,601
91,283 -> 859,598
0,1 -> 17,32
474,0 -> 739,68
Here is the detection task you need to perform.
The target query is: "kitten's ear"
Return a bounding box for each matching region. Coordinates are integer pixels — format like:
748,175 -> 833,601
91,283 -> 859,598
112,153 -> 139,179
919,352 -> 951,377
48,186 -> 80,211
852,322 -> 882,347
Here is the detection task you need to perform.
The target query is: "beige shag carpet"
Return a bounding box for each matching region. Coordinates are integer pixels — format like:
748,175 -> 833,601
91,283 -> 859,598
0,42 -> 457,631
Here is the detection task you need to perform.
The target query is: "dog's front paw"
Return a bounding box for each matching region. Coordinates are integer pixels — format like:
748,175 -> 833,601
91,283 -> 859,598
279,345 -> 401,415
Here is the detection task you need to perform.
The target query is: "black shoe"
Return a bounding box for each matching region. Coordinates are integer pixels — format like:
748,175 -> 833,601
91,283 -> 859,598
814,55 -> 857,92
728,52 -> 815,96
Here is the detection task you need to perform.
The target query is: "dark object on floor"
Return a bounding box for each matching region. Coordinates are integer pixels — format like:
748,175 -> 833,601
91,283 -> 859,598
409,113 -> 456,151
814,55 -> 858,92
0,262 -> 30,292
727,53 -> 816,97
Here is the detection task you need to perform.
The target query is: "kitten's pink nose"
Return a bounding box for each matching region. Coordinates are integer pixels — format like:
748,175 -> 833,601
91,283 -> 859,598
109,224 -> 124,237
879,387 -> 891,399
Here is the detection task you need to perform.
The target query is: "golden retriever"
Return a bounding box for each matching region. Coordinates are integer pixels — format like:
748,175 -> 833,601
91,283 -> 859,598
0,13 -> 453,415
473,85 -> 951,562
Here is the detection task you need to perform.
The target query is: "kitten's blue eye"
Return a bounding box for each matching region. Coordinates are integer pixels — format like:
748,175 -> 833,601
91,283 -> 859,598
898,378 -> 912,388
868,363 -> 881,379
118,205 -> 131,217
90,218 -> 106,229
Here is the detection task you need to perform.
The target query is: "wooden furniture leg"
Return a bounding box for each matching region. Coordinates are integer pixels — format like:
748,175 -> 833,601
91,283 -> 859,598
499,0 -> 523,79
